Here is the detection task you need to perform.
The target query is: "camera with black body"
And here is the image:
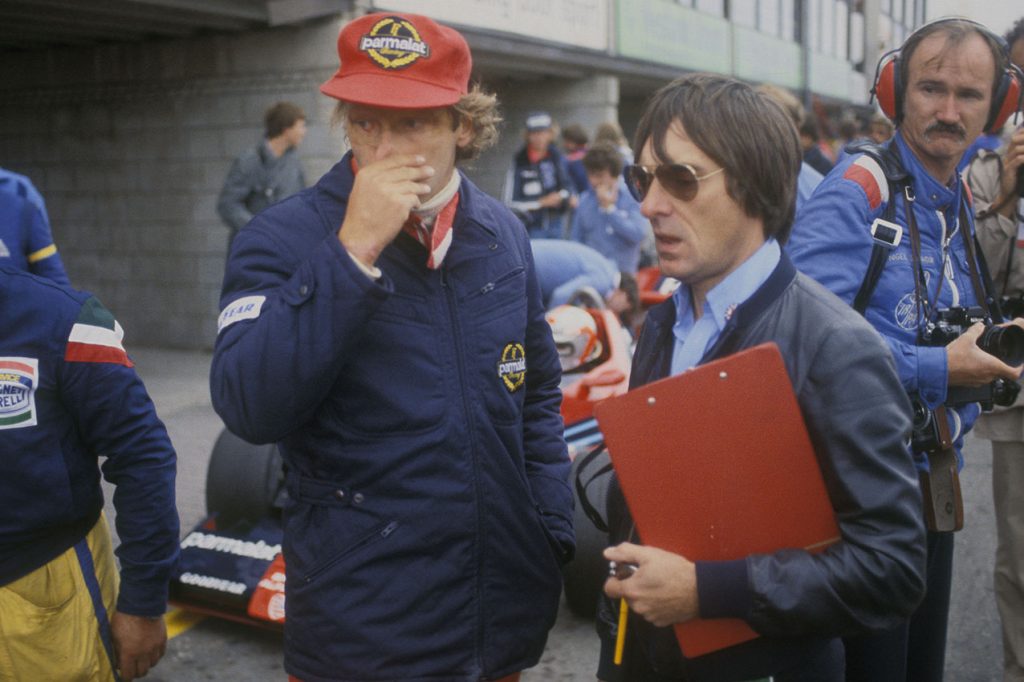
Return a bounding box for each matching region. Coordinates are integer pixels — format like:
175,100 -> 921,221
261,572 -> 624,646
921,306 -> 1024,369
912,306 -> 1024,452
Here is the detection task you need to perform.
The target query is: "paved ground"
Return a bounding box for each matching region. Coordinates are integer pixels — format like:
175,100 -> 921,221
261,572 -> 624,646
105,347 -> 1004,681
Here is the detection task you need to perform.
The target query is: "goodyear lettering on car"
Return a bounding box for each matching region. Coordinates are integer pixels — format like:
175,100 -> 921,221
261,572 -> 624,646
0,357 -> 37,430
359,16 -> 430,70
498,343 -> 527,393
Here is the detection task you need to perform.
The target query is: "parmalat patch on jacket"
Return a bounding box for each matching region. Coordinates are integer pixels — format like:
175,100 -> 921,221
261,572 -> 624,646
0,357 -> 38,430
64,297 -> 133,367
498,342 -> 526,392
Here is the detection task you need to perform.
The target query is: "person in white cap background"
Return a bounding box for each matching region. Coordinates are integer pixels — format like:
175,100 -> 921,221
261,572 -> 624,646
209,11 -> 573,682
504,110 -> 576,239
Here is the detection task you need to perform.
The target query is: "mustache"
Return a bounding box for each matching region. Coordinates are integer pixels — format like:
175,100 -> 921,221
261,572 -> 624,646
924,122 -> 966,139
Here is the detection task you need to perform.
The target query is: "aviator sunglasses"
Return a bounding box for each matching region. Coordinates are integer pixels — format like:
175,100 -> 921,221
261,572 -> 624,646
625,163 -> 725,203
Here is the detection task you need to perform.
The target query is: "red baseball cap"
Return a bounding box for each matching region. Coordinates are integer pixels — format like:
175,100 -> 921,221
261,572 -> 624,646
320,12 -> 471,109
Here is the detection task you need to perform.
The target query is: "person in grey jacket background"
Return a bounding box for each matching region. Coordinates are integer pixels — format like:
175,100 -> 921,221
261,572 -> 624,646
216,101 -> 307,247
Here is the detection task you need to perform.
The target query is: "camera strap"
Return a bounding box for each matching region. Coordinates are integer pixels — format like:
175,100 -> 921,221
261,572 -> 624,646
919,405 -> 964,532
851,141 -> 911,315
959,199 -> 1000,321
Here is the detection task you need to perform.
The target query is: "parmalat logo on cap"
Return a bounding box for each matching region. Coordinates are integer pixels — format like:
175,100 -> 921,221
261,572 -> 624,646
359,16 -> 430,70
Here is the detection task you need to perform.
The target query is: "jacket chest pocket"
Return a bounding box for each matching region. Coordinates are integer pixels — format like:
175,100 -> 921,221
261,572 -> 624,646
457,263 -> 530,425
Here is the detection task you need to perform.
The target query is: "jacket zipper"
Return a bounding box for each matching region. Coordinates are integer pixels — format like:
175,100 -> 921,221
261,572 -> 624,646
440,265 -> 486,674
468,266 -> 525,301
302,520 -> 398,584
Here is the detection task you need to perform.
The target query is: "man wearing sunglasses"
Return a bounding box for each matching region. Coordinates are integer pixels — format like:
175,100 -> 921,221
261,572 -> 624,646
596,73 -> 925,681
788,19 -> 1024,682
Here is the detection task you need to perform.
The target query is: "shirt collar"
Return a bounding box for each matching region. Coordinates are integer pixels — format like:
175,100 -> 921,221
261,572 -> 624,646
672,238 -> 781,332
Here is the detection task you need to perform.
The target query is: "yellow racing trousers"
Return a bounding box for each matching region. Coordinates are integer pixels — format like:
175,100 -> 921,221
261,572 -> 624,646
0,515 -> 120,681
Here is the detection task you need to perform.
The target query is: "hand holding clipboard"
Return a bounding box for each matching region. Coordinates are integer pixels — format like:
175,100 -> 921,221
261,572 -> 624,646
594,343 -> 841,658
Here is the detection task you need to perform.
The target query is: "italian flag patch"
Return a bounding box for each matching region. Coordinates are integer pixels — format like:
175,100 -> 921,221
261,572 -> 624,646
64,297 -> 133,367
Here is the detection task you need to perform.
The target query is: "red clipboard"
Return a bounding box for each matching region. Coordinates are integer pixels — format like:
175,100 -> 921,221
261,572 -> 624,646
593,343 -> 840,658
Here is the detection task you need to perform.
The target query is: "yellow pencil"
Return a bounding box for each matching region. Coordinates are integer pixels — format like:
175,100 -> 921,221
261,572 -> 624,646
614,597 -> 628,665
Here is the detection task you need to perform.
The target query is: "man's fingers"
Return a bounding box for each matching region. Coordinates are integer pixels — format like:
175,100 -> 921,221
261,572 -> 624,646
603,541 -> 643,563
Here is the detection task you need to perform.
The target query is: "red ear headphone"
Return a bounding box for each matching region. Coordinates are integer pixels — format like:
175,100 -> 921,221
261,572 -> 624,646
871,18 -> 1023,134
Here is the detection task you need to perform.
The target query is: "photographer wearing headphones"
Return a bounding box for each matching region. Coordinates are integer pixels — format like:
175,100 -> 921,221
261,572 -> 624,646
789,17 -> 1024,682
966,16 -> 1024,682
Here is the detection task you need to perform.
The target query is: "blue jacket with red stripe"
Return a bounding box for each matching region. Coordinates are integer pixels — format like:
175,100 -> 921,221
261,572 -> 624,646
0,168 -> 70,286
0,267 -> 179,616
211,153 -> 573,682
788,131 -> 984,471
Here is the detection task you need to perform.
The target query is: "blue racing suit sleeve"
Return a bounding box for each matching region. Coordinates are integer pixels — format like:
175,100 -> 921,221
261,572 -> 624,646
788,173 -> 949,406
210,212 -> 392,444
61,323 -> 179,617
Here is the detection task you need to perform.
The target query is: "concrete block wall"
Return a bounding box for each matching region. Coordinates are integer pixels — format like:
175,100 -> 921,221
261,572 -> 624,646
0,16 -> 351,350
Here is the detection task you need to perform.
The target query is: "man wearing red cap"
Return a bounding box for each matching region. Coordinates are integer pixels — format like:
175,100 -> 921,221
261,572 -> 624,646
210,12 -> 573,682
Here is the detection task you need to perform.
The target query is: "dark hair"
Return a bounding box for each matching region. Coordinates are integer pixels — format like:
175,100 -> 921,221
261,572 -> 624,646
632,73 -> 801,243
1005,17 -> 1024,55
264,101 -> 306,139
581,142 -> 623,176
898,19 -> 1007,121
562,123 -> 589,146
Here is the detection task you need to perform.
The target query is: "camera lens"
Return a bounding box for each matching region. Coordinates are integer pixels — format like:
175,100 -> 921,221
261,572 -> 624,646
977,324 -> 1024,365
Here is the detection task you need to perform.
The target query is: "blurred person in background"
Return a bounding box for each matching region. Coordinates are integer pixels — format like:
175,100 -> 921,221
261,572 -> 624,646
562,123 -> 591,194
504,111 -> 575,239
799,118 -> 834,175
756,84 -> 825,209
217,101 -> 307,248
594,120 -> 633,166
570,142 -> 649,273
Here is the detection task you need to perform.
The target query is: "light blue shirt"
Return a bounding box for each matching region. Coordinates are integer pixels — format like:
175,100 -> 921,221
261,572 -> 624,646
670,238 -> 781,375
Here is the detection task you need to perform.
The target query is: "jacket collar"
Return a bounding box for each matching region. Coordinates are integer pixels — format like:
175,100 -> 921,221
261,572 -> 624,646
892,132 -> 964,214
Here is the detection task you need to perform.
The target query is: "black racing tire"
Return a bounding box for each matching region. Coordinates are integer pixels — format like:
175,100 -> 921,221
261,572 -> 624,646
562,448 -> 612,618
205,428 -> 284,525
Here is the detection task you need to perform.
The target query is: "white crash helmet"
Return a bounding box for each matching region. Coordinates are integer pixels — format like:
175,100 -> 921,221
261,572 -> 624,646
546,305 -> 603,374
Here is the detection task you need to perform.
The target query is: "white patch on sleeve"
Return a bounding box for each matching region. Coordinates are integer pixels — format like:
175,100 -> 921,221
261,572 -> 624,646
852,156 -> 890,205
217,295 -> 266,333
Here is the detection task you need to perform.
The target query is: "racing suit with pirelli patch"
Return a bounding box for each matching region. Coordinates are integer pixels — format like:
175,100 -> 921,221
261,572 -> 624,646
211,152 -> 573,682
788,131 -> 986,474
0,267 -> 179,630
